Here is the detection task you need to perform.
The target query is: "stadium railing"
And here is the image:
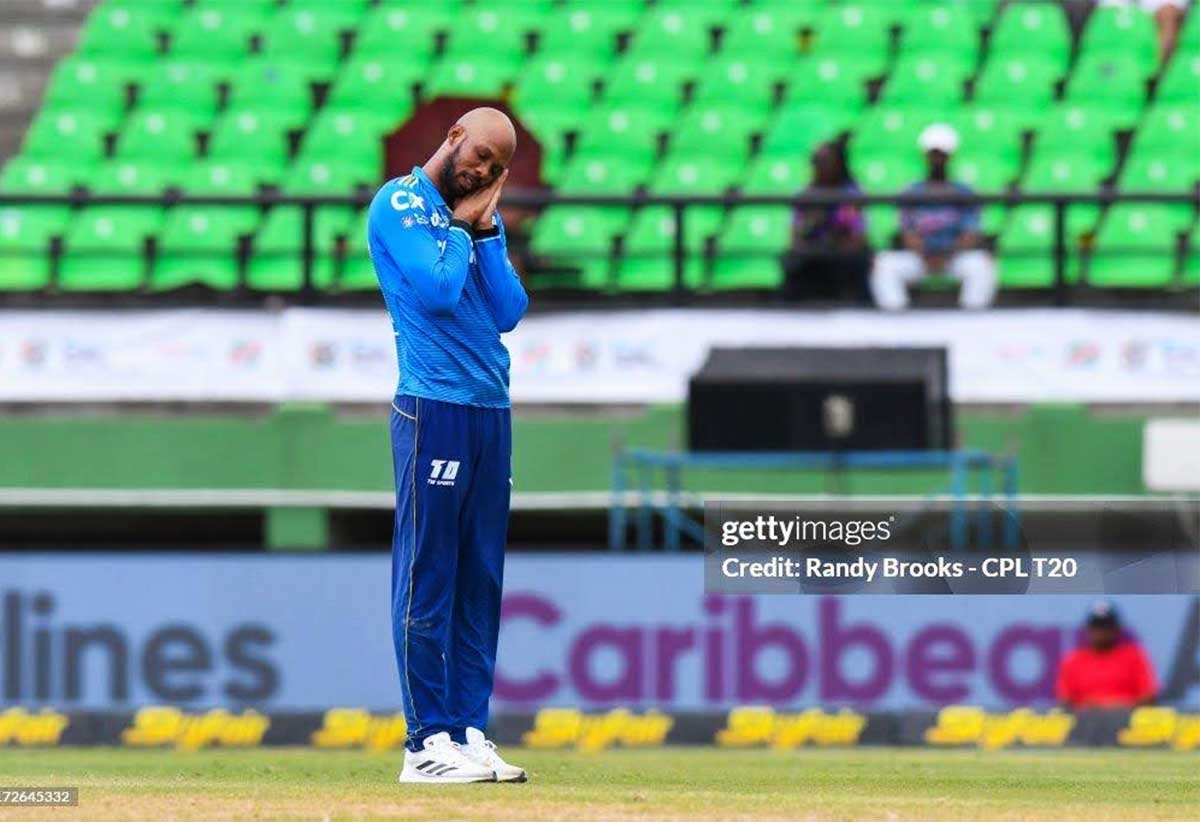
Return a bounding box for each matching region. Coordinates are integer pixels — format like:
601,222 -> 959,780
0,189 -> 1196,305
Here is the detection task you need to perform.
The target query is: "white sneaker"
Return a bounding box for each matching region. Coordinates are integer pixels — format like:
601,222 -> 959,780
398,732 -> 496,784
461,727 -> 527,783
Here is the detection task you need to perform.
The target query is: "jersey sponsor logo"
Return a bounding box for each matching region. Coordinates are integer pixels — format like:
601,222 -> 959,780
429,211 -> 447,228
428,459 -> 461,487
402,217 -> 414,228
390,189 -> 426,213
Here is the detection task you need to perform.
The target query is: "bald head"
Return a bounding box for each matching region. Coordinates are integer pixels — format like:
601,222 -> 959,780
456,107 -> 517,159
428,107 -> 516,204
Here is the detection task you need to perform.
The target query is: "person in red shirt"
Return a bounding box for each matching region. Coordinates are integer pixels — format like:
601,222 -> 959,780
1056,601 -> 1158,709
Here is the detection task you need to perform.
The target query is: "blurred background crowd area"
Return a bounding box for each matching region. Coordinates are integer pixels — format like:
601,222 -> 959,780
0,0 -> 1195,304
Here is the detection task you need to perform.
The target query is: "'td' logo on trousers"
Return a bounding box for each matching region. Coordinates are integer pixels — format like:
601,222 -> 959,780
428,460 -> 460,487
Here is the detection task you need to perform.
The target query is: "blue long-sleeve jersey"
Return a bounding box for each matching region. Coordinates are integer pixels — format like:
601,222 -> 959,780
367,167 -> 529,408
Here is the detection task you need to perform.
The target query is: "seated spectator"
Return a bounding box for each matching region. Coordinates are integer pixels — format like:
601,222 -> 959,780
1056,601 -> 1158,709
1098,0 -> 1189,62
782,141 -> 870,303
869,124 -> 997,311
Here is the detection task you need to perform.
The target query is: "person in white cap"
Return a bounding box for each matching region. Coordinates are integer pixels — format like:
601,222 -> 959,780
869,123 -> 997,311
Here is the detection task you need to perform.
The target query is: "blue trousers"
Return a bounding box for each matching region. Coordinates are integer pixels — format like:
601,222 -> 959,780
389,393 -> 511,752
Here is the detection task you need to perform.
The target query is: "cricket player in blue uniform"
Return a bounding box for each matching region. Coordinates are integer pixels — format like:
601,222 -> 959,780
367,108 -> 528,784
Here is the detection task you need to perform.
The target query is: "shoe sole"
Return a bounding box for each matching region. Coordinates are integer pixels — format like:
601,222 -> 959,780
497,771 -> 528,783
398,770 -> 497,784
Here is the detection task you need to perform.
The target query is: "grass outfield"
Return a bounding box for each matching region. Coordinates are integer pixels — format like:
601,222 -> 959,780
1,747 -> 1196,821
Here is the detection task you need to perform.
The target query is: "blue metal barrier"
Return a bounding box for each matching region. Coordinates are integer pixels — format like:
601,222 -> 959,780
609,448 -> 1019,552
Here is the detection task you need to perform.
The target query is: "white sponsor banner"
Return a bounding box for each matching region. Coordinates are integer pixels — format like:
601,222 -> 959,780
0,308 -> 1197,403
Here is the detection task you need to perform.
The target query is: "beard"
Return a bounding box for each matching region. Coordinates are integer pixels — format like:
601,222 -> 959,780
439,145 -> 484,205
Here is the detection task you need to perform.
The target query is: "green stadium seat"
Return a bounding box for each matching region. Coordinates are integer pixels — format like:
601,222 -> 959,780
669,104 -> 764,162
719,7 -> 807,60
1018,152 -> 1105,261
989,2 -> 1071,69
77,1 -> 160,63
1135,105 -> 1199,156
623,205 -> 724,254
759,104 -> 842,159
168,8 -> 257,69
529,206 -> 628,288
880,54 -> 971,105
1088,204 -> 1180,286
354,6 -> 446,60
423,55 -> 519,99
693,57 -> 779,112
897,4 -> 979,61
1156,50 -> 1200,103
296,110 -> 390,181
619,206 -> 720,291
41,57 -> 131,121
864,205 -> 900,248
227,60 -> 315,128
849,150 -> 924,194
705,201 -> 792,291
178,160 -> 262,232
1035,104 -> 1121,170
246,206 -> 347,292
529,206 -> 627,258
285,158 -> 376,195
90,159 -> 171,196
811,3 -> 891,60
260,9 -> 348,76
207,109 -> 292,171
1118,149 -> 1197,230
1186,221 -> 1200,284
954,104 -> 1026,161
740,155 -> 811,195
326,57 -> 423,119
1078,5 -> 1158,78
336,209 -> 378,292
512,57 -> 597,142
627,8 -> 713,60
716,206 -> 791,253
1064,55 -> 1148,128
851,105 -> 934,157
136,60 -> 219,117
613,256 -> 705,292
973,54 -> 1060,110
21,110 -> 110,165
536,7 -> 629,59
116,109 -> 201,163
997,204 -> 1079,288
783,56 -> 870,120
656,0 -> 740,27
602,55 -> 694,108
557,153 -> 652,194
650,157 -> 740,195
0,157 -> 76,195
1024,152 -> 1107,196
191,0 -> 276,15
442,6 -> 532,64
289,0 -> 371,23
59,206 -> 161,291
951,151 -> 1017,194
575,104 -> 671,166
152,207 -> 244,291
0,206 -> 59,291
